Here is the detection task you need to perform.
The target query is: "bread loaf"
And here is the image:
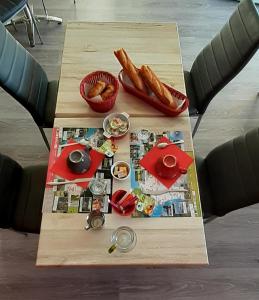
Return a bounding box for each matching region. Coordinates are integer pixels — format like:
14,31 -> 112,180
114,48 -> 146,93
101,84 -> 115,100
139,65 -> 178,109
87,81 -> 107,98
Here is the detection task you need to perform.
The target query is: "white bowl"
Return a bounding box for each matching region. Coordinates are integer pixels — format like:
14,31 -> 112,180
103,112 -> 130,139
111,161 -> 131,181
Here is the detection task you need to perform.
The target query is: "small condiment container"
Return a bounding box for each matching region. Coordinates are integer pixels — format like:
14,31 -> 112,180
111,161 -> 130,180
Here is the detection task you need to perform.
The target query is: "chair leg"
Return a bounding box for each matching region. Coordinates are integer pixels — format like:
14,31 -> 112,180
23,4 -> 35,47
192,114 -> 203,138
38,126 -> 50,151
34,0 -> 63,24
26,4 -> 43,45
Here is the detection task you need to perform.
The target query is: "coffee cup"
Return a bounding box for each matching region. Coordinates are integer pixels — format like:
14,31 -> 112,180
155,154 -> 187,179
67,149 -> 91,174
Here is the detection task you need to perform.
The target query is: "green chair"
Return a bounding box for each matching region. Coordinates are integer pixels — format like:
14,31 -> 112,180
185,0 -> 259,136
0,153 -> 47,233
196,127 -> 259,220
0,20 -> 58,149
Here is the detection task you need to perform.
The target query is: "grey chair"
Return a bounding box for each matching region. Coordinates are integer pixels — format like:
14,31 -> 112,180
0,21 -> 58,150
0,153 -> 47,233
0,0 -> 42,47
196,127 -> 259,220
185,0 -> 259,136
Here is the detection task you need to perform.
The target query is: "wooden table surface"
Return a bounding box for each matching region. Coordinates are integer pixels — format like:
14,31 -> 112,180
37,21 -> 207,267
55,22 -> 187,118
37,117 -> 208,267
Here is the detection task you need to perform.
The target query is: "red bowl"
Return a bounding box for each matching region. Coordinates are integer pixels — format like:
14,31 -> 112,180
80,71 -> 119,113
111,190 -> 136,216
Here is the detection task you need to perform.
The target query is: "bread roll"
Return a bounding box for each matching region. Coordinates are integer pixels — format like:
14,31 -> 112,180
114,48 -> 146,93
101,84 -> 115,100
87,81 -> 106,98
139,65 -> 178,109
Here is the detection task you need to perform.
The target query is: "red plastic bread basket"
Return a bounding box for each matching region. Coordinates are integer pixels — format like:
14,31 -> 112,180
118,69 -> 189,117
80,71 -> 119,113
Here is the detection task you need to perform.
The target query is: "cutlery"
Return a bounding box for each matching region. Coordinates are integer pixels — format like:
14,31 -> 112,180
47,178 -> 92,186
60,138 -> 90,148
157,140 -> 184,149
140,187 -> 188,195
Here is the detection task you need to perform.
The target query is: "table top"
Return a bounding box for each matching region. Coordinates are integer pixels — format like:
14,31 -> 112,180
37,117 -> 208,267
55,22 -> 187,118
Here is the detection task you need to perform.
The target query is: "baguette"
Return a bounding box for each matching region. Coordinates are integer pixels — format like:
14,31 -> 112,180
87,81 -> 106,98
139,65 -> 178,109
114,48 -> 146,93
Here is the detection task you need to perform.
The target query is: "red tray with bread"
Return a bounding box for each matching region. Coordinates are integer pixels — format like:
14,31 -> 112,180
118,69 -> 189,117
114,48 -> 189,117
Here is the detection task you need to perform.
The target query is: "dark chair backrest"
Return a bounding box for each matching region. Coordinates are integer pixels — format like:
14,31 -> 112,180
205,127 -> 259,216
190,0 -> 259,114
0,21 -> 49,125
0,154 -> 22,228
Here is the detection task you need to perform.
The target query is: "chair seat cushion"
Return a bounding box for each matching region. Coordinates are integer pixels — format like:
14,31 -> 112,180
195,155 -> 214,219
0,154 -> 22,228
13,164 -> 47,233
184,71 -> 199,116
44,80 -> 58,127
0,0 -> 27,23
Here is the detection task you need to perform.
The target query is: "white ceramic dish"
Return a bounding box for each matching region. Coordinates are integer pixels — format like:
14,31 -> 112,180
103,112 -> 130,139
111,161 -> 131,181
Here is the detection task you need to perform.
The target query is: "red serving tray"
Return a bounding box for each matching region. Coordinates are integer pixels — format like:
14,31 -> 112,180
118,69 -> 189,117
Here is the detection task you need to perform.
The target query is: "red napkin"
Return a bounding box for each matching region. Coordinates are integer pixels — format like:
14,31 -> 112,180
50,144 -> 104,188
140,137 -> 193,189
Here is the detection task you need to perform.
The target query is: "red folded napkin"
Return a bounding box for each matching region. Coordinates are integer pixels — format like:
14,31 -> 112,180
50,143 -> 104,188
140,137 -> 193,189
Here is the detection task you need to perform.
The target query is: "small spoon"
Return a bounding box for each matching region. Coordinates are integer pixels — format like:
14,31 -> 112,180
157,140 -> 184,149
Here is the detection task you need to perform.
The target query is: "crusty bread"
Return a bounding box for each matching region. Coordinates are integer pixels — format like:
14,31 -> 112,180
139,65 -> 178,109
87,81 -> 107,98
114,48 -> 146,93
101,84 -> 115,100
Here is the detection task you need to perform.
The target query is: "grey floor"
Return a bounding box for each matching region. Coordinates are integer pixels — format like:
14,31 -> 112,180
1,0 -> 259,299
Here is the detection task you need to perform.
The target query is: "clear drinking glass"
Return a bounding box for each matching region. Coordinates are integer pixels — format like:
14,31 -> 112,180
89,178 -> 107,195
108,226 -> 137,253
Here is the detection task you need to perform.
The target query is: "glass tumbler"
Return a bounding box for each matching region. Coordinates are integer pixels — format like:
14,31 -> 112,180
108,226 -> 137,253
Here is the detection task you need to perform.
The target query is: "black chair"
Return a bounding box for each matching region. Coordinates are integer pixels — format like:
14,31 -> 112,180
196,127 -> 259,220
0,20 -> 58,150
0,0 -> 42,47
185,0 -> 259,136
0,153 -> 47,233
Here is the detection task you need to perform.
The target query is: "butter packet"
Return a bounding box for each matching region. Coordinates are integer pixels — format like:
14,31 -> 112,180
97,140 -> 118,157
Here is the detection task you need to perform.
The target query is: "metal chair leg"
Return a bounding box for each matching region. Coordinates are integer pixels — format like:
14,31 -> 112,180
23,4 -> 35,47
39,126 -> 50,151
26,4 -> 43,45
192,114 -> 203,138
34,0 -> 62,24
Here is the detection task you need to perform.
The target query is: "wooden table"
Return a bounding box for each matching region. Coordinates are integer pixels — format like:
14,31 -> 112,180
55,22 -> 187,118
37,21 -> 208,267
37,117 -> 208,266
